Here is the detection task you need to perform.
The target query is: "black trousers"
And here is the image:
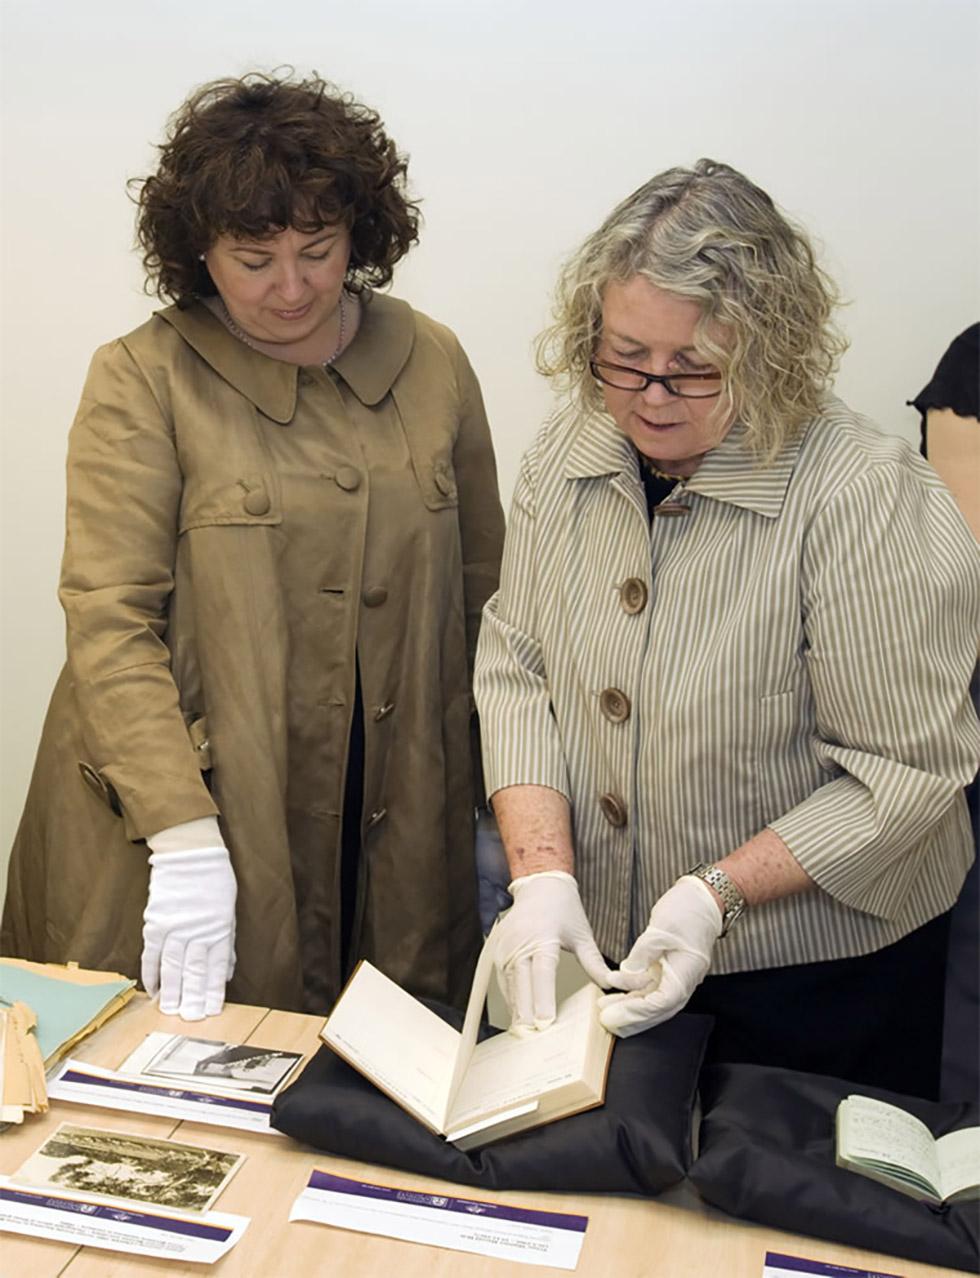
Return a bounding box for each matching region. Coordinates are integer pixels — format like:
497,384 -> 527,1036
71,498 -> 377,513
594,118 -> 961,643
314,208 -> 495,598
686,910 -> 952,1100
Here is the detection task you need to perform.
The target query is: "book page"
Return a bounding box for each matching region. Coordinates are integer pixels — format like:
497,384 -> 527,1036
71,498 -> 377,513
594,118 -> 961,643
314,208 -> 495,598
444,929 -> 497,1115
321,962 -> 460,1132
838,1095 -> 941,1194
447,984 -> 599,1130
937,1126 -> 980,1200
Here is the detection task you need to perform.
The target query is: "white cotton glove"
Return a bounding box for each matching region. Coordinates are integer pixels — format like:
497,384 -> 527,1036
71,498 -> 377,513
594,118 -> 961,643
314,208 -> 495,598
142,819 -> 237,1021
475,810 -> 513,935
598,876 -> 723,1038
495,871 -> 621,1032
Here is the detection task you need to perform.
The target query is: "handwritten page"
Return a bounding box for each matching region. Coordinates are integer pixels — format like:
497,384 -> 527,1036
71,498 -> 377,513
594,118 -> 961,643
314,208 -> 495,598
838,1095 -> 940,1191
937,1126 -> 980,1200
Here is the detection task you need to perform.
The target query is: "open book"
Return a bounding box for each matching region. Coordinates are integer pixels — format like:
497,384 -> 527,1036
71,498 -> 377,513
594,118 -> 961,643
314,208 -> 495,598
319,932 -> 614,1150
835,1094 -> 980,1204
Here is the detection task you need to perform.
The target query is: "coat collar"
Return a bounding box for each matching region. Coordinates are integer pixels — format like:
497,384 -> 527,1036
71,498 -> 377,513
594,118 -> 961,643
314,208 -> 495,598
156,292 -> 416,422
563,410 -> 804,519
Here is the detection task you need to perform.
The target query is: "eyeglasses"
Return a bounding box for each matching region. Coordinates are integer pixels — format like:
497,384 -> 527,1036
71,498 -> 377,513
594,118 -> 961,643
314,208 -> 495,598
590,358 -> 723,399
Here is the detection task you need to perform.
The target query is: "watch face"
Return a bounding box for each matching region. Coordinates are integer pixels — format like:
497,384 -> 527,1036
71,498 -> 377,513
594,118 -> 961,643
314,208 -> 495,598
720,899 -> 744,936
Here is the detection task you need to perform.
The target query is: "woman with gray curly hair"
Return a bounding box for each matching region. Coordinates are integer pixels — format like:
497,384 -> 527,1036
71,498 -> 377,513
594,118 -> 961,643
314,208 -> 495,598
474,159 -> 979,1096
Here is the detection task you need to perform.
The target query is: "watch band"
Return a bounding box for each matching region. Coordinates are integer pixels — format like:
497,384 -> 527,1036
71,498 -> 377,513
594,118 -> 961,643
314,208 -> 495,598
687,862 -> 746,936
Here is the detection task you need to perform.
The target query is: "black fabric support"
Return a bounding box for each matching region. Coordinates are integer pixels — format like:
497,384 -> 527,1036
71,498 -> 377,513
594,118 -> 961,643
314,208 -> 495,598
690,1063 -> 980,1273
272,1003 -> 713,1195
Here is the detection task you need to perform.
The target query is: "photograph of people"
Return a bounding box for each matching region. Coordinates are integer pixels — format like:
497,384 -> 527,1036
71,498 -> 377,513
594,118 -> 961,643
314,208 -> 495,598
2,71 -> 505,1022
475,159 -> 980,1100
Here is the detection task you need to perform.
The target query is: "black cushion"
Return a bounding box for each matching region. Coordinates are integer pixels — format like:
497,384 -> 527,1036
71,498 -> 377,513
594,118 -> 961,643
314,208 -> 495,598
272,1005 -> 712,1195
690,1063 -> 979,1274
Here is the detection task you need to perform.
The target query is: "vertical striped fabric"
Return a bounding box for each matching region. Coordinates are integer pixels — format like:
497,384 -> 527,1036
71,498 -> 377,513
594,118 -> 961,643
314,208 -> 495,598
474,398 -> 980,972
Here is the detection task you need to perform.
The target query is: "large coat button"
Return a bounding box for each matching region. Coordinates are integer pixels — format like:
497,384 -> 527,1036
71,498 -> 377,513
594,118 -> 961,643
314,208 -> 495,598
78,761 -> 106,799
362,586 -> 388,608
78,762 -> 122,816
599,688 -> 631,723
373,701 -> 395,722
335,467 -> 361,491
599,792 -> 628,827
619,578 -> 648,614
366,807 -> 388,830
433,463 -> 456,498
242,487 -> 271,515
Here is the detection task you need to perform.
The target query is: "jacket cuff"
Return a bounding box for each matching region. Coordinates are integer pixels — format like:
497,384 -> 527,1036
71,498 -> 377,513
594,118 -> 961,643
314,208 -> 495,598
768,773 -> 948,919
88,763 -> 220,844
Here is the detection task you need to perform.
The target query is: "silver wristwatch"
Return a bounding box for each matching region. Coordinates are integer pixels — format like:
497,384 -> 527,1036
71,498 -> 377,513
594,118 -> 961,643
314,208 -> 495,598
687,862 -> 746,936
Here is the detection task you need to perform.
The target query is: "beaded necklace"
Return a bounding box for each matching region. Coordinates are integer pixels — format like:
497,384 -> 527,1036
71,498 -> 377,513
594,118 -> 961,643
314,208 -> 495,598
218,293 -> 348,366
640,455 -> 687,483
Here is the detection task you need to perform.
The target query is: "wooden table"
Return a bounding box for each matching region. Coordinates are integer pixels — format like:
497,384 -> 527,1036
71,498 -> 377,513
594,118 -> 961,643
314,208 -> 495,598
0,996 -> 960,1277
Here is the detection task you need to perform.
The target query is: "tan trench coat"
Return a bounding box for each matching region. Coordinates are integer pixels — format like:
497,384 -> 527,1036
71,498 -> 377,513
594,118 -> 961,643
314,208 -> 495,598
2,294 -> 505,1013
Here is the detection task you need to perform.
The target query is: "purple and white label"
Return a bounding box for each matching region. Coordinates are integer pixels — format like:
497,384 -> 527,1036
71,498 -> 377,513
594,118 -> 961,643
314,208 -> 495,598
0,1176 -> 248,1263
764,1253 -> 904,1278
292,1169 -> 588,1269
308,1169 -> 588,1232
47,1058 -> 281,1135
59,1069 -> 272,1114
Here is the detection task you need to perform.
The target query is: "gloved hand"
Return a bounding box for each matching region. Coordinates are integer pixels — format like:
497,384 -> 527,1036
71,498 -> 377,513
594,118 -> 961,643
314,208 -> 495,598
598,875 -> 722,1038
142,820 -> 237,1021
495,870 -> 620,1032
475,809 -> 512,935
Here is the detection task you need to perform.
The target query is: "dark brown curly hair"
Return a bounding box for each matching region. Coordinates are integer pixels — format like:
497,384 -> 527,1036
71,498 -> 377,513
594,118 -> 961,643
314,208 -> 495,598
131,71 -> 420,305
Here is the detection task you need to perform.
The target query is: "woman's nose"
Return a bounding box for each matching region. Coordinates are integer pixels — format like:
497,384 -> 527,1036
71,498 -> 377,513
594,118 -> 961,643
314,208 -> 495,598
274,260 -> 307,303
639,375 -> 676,406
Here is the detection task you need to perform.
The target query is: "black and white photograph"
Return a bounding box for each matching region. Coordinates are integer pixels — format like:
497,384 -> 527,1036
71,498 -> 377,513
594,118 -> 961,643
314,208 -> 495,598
11,1123 -> 244,1214
134,1035 -> 303,1095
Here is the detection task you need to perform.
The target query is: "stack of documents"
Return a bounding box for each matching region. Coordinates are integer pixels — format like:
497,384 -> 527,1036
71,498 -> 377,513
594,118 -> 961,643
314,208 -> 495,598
0,959 -> 136,1071
0,959 -> 135,1122
0,1001 -> 48,1122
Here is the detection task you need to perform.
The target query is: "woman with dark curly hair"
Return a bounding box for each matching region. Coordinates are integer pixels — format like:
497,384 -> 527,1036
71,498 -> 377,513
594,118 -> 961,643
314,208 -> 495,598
2,72 -> 505,1019
475,160 -> 979,1097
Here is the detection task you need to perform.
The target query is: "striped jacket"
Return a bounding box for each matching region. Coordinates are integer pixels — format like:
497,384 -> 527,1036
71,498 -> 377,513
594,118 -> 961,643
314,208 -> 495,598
474,397 -> 980,972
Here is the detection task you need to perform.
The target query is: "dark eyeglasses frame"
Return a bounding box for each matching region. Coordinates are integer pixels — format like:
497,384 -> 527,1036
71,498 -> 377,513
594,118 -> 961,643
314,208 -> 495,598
589,358 -> 723,399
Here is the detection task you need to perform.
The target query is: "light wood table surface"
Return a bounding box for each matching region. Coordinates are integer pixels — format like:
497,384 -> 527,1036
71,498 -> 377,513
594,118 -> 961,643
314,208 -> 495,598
0,996 -> 962,1277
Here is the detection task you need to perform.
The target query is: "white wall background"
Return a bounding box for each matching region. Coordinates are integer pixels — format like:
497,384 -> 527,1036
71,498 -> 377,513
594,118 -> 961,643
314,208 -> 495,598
2,0 -> 978,900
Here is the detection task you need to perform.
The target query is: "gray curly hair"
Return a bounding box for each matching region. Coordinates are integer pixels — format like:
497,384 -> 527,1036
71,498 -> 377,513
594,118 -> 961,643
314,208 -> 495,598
536,159 -> 848,458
